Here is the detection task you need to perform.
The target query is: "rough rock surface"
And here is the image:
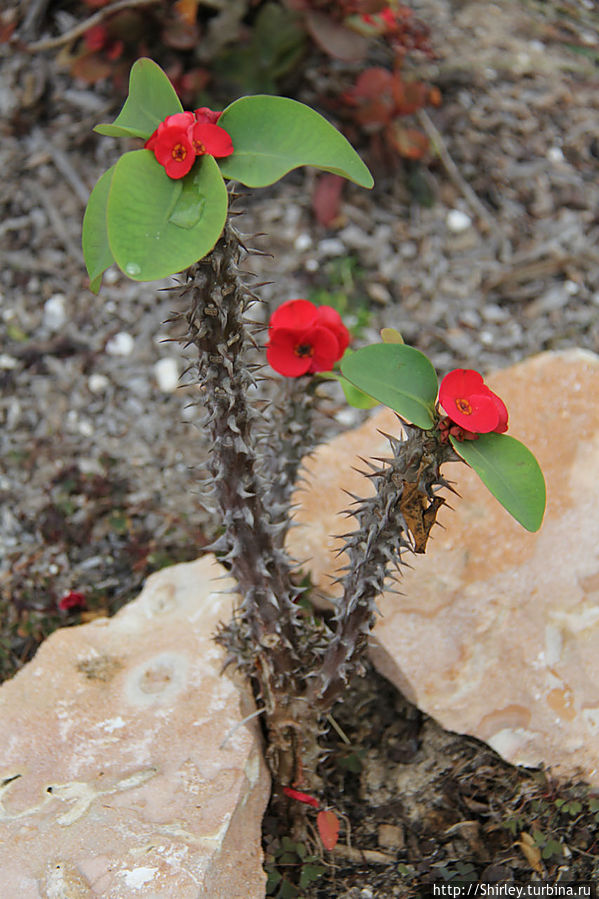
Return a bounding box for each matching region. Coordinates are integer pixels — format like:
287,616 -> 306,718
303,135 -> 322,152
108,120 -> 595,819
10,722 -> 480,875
289,349 -> 599,783
0,556 -> 270,898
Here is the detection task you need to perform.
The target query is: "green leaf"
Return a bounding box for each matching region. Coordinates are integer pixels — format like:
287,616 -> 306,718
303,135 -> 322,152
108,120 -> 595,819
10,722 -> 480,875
106,151 -> 227,281
218,95 -> 373,188
450,433 -> 546,532
319,370 -> 378,409
340,343 -> 438,428
211,2 -> 306,95
299,865 -> 326,889
82,165 -> 116,294
95,58 -> 182,140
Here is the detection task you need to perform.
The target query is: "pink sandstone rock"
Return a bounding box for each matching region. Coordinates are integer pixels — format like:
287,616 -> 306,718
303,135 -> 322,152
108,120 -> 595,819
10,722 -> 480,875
0,556 -> 270,898
289,349 -> 599,783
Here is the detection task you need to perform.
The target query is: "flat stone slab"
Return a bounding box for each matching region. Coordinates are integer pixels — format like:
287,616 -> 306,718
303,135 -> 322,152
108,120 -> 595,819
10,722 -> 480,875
0,556 -> 270,898
289,350 -> 599,783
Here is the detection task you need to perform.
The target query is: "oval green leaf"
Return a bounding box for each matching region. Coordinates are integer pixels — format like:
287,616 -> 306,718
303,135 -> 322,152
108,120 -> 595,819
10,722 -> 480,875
319,370 -> 378,409
217,95 -> 373,188
340,343 -> 438,428
450,432 -> 546,532
106,151 -> 228,281
95,58 -> 182,140
82,165 -> 116,294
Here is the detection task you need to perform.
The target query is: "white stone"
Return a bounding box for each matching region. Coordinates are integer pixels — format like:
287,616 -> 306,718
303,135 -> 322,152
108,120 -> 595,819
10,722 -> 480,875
294,233 -> 312,252
106,332 -> 134,356
43,294 -> 67,331
0,556 -> 270,897
318,238 -> 345,257
548,146 -> 565,163
154,357 -> 180,393
446,209 -> 472,233
88,373 -> 109,394
289,350 -> 599,784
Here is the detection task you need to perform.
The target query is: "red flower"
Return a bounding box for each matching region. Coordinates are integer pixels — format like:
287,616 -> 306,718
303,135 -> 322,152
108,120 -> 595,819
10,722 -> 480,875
439,369 -> 508,435
145,109 -> 233,180
59,590 -> 86,612
267,299 -> 350,377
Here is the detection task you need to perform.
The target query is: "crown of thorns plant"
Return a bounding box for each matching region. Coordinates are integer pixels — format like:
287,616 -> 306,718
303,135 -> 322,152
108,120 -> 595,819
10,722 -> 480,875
83,58 -> 545,840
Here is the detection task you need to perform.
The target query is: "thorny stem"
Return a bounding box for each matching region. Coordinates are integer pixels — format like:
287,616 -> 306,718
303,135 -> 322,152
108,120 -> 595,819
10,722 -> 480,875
178,210 -> 458,795
259,377 -> 320,547
177,217 -> 322,786
309,424 -> 458,710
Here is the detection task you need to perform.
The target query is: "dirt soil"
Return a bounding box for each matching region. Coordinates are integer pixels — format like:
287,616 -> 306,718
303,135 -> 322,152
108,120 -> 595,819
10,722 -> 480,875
2,0 -> 599,896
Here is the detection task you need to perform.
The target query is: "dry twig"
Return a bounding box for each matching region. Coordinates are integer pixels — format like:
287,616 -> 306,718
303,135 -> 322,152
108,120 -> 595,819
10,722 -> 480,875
25,0 -> 161,52
417,109 -> 510,259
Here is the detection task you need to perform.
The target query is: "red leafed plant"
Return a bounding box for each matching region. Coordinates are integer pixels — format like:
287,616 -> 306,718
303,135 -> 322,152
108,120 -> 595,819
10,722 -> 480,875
343,65 -> 441,162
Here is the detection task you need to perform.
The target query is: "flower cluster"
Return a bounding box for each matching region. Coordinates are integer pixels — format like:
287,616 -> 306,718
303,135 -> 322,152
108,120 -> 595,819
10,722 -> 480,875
145,107 -> 233,179
266,299 -> 350,377
438,369 -> 508,441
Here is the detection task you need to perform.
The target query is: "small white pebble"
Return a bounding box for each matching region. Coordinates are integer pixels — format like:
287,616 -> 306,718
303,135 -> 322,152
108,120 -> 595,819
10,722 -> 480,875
446,209 -> 472,233
106,332 -> 134,356
318,237 -> 345,256
335,408 -> 361,427
103,267 -> 119,285
294,233 -> 312,252
78,419 -> 94,437
367,283 -> 391,305
0,354 -> 18,370
304,258 -> 319,272
88,373 -> 109,393
564,279 -> 579,295
283,205 -> 301,227
400,241 -> 418,259
547,146 -> 565,163
154,357 -> 179,392
43,294 -> 67,331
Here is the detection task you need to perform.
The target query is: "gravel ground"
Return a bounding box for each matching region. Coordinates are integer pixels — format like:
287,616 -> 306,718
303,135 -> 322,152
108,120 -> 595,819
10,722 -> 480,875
1,0 -> 599,674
